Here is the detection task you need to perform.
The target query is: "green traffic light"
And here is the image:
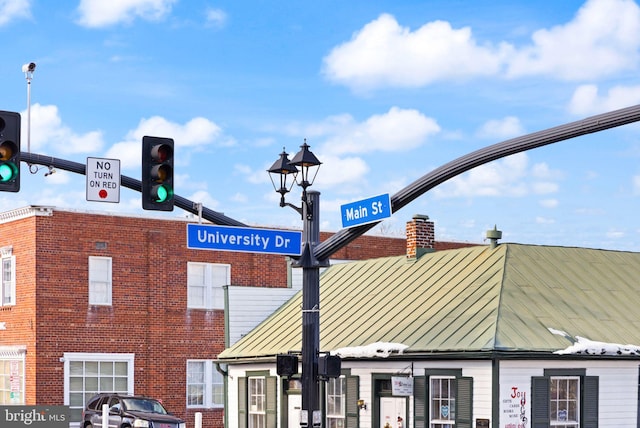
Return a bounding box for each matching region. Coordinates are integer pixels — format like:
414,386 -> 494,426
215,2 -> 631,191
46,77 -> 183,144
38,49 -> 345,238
152,184 -> 173,203
0,162 -> 17,182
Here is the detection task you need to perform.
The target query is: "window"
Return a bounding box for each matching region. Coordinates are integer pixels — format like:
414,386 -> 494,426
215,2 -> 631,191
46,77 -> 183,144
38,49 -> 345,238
64,353 -> 134,425
532,369 -> 598,428
550,377 -> 579,427
430,376 -> 456,428
186,360 -> 224,408
187,262 -> 229,309
1,253 -> 15,306
249,377 -> 266,428
89,256 -> 112,305
326,377 -> 346,428
414,370 -> 472,428
238,373 -> 277,428
0,347 -> 25,404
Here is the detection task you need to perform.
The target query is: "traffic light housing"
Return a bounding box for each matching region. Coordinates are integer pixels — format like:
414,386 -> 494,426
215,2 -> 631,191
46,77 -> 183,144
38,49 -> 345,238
0,111 -> 21,192
276,354 -> 298,377
318,354 -> 341,378
142,136 -> 174,211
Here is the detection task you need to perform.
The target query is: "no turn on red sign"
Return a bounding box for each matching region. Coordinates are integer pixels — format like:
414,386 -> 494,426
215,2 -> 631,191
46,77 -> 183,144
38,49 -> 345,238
86,157 -> 121,203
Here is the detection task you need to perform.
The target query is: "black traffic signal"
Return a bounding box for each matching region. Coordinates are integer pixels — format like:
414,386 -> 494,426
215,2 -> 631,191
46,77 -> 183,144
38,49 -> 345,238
276,354 -> 298,377
318,354 -> 341,378
142,136 -> 174,211
0,111 -> 21,192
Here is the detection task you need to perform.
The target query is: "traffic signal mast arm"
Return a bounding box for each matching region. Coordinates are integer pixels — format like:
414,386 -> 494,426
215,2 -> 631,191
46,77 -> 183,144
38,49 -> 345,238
315,102 -> 640,260
14,102 -> 640,258
20,151 -> 247,227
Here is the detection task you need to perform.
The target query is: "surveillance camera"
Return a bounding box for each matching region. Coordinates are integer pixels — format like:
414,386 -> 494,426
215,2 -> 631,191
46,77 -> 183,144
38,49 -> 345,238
22,62 -> 36,73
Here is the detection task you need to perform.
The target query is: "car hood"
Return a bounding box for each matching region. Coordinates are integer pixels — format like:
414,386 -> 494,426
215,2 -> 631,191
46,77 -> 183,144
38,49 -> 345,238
125,410 -> 185,423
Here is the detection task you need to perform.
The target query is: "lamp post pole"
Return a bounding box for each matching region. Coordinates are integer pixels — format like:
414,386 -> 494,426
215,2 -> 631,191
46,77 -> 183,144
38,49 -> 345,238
268,141 -> 326,427
297,190 -> 326,426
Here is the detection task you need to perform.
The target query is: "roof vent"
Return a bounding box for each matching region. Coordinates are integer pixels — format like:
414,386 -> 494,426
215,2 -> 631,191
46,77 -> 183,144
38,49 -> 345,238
486,225 -> 502,249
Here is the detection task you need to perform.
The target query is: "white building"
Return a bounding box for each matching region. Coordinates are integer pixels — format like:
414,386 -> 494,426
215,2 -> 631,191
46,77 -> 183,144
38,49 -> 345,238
218,226 -> 640,428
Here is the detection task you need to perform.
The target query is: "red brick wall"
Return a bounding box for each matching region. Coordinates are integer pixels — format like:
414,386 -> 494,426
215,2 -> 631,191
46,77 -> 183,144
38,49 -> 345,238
0,208 -> 410,427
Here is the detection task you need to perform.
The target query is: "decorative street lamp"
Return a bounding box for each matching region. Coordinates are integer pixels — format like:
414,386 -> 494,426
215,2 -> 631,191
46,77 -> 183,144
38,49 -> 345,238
268,140 -> 327,427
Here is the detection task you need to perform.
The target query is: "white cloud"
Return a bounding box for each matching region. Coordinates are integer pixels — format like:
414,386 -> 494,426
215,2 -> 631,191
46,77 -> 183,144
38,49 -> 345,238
536,216 -> 556,224
319,107 -> 440,155
507,0 -> 640,80
0,0 -> 30,26
322,13 -> 509,91
188,190 -> 220,210
633,175 -> 640,194
313,154 -> 370,189
106,115 -> 223,170
433,152 -> 560,199
205,7 -> 227,28
568,83 -> 640,115
76,0 -> 177,28
323,0 -> 640,90
476,116 -> 525,140
21,103 -> 105,155
539,199 -> 559,208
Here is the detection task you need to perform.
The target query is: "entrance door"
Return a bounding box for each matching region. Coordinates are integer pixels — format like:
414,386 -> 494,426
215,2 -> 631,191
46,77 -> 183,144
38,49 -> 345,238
288,394 -> 302,428
379,397 -> 406,428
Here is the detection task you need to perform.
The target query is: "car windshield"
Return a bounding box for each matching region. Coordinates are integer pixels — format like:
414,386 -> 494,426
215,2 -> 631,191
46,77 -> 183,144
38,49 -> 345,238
121,398 -> 168,414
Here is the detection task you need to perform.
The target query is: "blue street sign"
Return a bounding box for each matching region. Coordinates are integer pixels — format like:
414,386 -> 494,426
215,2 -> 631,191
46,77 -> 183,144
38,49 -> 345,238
340,193 -> 392,228
187,224 -> 302,256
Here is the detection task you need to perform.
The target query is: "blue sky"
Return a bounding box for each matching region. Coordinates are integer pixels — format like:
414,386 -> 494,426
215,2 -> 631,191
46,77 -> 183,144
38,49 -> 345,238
2,0 -> 640,251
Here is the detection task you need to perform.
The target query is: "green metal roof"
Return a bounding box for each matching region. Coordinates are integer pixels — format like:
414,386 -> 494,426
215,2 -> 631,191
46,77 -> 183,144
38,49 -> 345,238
218,243 -> 640,359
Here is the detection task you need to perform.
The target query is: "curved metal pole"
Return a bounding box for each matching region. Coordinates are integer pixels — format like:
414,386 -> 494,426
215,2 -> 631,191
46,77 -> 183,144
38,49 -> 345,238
20,152 -> 247,227
315,103 -> 640,261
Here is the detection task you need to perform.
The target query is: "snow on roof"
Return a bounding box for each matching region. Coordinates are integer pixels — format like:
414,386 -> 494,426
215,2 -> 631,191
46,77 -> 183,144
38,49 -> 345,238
331,342 -> 409,358
549,327 -> 640,356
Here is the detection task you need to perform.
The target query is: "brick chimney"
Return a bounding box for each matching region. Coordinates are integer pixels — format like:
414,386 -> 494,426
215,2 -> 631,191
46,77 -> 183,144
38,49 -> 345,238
406,214 -> 435,259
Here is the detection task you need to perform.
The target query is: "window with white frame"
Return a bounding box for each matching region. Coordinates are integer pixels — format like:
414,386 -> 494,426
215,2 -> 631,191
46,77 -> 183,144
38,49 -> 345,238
430,376 -> 456,427
186,360 -> 224,408
0,348 -> 25,404
550,376 -> 580,428
187,262 -> 229,309
1,253 -> 15,306
248,376 -> 266,428
88,256 -> 112,305
326,376 -> 346,428
64,353 -> 134,426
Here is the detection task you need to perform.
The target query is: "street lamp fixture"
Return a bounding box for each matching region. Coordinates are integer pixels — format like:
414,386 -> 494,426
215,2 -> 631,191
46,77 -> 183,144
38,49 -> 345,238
268,139 -> 327,428
268,140 -> 321,219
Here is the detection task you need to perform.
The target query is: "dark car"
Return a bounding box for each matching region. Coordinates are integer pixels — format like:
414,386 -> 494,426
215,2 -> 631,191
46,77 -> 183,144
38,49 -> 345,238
81,393 -> 186,428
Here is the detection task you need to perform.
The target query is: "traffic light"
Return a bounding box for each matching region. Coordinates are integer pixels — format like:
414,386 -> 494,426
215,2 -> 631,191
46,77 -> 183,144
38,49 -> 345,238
0,111 -> 21,192
142,136 -> 174,211
318,354 -> 341,378
276,354 -> 298,377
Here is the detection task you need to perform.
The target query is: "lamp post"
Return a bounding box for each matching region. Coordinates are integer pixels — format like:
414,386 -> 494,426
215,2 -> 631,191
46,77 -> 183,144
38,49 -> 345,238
268,140 -> 328,427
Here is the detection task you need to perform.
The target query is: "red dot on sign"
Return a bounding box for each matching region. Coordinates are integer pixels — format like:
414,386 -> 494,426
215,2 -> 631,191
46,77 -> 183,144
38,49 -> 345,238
99,189 -> 108,199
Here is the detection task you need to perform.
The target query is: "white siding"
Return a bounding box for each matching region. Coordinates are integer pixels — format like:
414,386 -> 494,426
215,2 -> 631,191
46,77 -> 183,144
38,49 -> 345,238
499,359 -> 639,428
227,259 -> 350,346
227,285 -> 301,346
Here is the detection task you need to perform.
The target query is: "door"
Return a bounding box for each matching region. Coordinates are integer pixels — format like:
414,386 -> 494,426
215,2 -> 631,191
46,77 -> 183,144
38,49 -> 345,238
288,394 -> 302,428
380,397 -> 406,428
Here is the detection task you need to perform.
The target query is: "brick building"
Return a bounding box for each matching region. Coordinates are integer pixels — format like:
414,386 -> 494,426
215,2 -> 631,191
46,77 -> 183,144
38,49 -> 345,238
0,206 -> 475,427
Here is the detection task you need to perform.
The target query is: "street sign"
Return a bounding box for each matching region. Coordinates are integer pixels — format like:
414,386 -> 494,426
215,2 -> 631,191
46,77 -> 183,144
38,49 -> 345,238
86,157 -> 120,203
340,193 -> 392,228
187,223 -> 302,256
